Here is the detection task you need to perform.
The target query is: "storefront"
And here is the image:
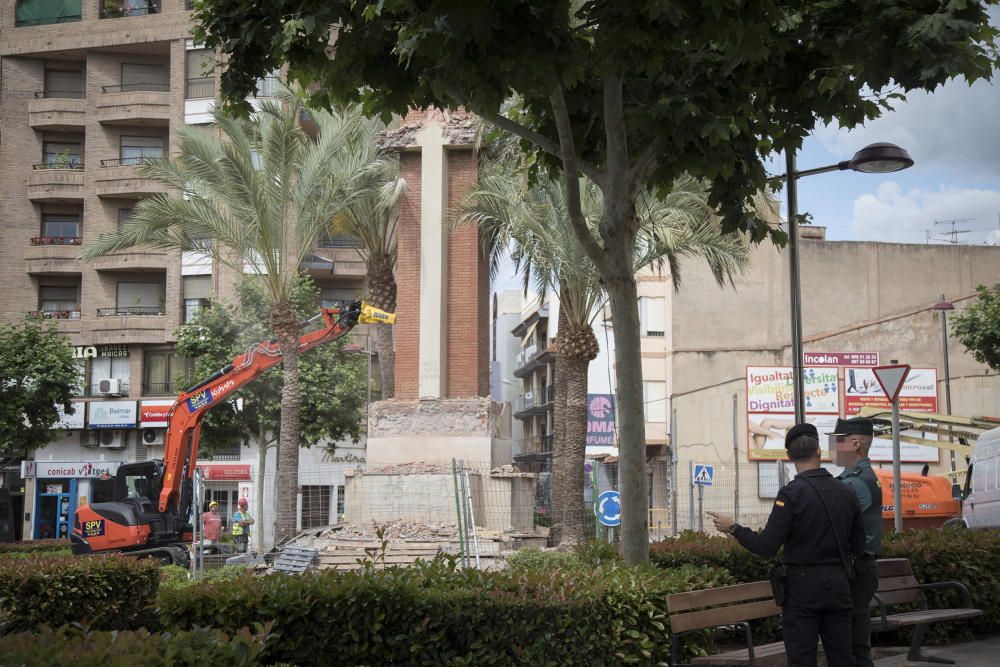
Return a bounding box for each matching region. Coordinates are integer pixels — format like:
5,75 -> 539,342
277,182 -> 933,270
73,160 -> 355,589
21,461 -> 121,540
196,463 -> 252,530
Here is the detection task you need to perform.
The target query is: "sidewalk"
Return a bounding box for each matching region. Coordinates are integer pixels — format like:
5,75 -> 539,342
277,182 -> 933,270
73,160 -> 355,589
874,635 -> 1000,666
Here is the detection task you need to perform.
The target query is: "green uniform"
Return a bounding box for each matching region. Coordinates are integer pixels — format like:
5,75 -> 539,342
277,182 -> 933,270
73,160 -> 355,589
839,458 -> 883,667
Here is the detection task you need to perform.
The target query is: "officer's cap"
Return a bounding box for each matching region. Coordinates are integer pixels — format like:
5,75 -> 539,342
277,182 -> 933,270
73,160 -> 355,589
827,417 -> 874,437
784,423 -> 818,449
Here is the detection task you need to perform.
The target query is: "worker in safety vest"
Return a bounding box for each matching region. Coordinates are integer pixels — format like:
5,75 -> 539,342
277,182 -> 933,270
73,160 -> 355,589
830,417 -> 883,667
231,497 -> 254,553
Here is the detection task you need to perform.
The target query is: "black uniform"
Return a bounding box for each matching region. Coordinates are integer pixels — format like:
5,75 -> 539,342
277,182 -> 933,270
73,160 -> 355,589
839,458 -> 883,667
731,468 -> 864,667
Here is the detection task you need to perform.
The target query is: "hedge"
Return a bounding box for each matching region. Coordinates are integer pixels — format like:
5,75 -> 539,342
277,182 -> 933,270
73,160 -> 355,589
0,554 -> 160,633
0,540 -> 71,557
160,556 -> 733,666
651,528 -> 1000,641
0,624 -> 269,666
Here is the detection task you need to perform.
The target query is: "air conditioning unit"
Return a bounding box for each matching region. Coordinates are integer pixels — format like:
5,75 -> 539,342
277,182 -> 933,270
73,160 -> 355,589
524,391 -> 534,400
81,430 -> 100,447
97,378 -> 122,396
141,428 -> 165,446
99,429 -> 129,449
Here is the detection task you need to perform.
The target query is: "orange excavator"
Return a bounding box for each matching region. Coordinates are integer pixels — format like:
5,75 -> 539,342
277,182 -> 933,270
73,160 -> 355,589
70,301 -> 394,565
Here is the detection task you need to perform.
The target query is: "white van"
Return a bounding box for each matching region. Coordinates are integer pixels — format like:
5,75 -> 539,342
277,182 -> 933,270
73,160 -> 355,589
959,426 -> 1000,529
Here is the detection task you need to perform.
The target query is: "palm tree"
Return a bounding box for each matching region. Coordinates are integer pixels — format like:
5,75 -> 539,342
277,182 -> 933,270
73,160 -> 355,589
326,116 -> 405,398
458,161 -> 750,546
81,92 -> 361,541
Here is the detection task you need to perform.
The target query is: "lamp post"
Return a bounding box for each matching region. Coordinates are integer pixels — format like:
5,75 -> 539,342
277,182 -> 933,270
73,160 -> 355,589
933,295 -> 956,477
782,143 -> 914,423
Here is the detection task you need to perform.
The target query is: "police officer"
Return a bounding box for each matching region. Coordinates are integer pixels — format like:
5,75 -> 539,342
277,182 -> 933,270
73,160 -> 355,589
830,416 -> 883,667
709,424 -> 864,667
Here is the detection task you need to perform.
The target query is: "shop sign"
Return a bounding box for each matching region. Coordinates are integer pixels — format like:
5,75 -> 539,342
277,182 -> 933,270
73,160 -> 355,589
82,519 -> 105,538
21,461 -> 122,479
140,400 -> 174,428
586,394 -> 616,446
52,401 -> 86,430
802,351 -> 879,367
197,464 -> 251,481
73,344 -> 129,360
88,401 -> 137,429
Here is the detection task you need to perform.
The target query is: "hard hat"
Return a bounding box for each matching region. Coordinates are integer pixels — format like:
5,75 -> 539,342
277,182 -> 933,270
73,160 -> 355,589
238,498 -> 248,506
209,501 -> 218,508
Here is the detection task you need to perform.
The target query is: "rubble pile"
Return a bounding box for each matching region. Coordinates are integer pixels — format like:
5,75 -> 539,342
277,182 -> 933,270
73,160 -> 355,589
351,462 -> 455,476
326,518 -> 459,541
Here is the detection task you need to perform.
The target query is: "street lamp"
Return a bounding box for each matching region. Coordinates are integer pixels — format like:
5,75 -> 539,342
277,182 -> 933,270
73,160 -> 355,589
933,295 -> 957,480
783,142 -> 914,423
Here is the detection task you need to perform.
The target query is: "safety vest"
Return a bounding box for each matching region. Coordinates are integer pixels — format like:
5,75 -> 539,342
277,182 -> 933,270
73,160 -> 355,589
231,511 -> 250,536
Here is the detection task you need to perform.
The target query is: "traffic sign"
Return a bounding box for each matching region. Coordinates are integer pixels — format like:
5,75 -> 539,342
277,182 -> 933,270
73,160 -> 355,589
595,490 -> 621,526
693,464 -> 714,486
873,364 -> 911,403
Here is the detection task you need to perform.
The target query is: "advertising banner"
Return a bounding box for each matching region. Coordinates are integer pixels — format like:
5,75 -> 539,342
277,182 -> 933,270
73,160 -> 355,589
843,367 -> 938,414
803,351 -> 879,367
197,464 -> 251,481
88,401 -> 137,429
52,401 -> 85,429
586,394 -> 616,446
748,413 -> 840,461
139,400 -> 174,428
21,460 -> 122,479
746,366 -> 839,414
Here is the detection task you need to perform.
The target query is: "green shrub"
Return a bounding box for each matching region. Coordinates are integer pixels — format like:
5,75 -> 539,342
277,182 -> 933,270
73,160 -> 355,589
0,540 -> 71,556
159,564 -> 249,594
0,554 -> 159,633
0,623 -> 269,666
650,530 -> 780,582
160,555 -> 732,666
507,540 -> 623,574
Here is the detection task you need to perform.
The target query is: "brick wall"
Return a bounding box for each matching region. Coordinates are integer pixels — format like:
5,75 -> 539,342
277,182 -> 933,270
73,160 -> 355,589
394,151 -> 422,399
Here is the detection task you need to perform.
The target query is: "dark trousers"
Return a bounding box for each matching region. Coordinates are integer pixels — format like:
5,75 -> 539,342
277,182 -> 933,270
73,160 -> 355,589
852,556 -> 879,667
783,565 -> 853,667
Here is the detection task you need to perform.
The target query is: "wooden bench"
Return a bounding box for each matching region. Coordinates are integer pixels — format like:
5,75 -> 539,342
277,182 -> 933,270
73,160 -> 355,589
871,558 -> 982,664
666,581 -> 784,667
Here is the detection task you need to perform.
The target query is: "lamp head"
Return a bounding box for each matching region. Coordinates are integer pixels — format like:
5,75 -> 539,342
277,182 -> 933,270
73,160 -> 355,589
848,142 -> 914,174
933,299 -> 956,312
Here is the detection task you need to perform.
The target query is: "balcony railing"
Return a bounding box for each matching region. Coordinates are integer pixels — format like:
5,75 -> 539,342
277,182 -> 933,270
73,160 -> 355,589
183,298 -> 211,323
99,157 -> 165,168
101,82 -> 169,94
318,235 -> 363,249
31,236 -> 81,246
33,161 -> 83,171
81,381 -> 131,397
34,90 -> 85,99
29,309 -> 81,319
518,393 -> 536,412
100,1 -> 161,18
200,443 -> 241,462
97,306 -> 165,316
185,77 -> 214,99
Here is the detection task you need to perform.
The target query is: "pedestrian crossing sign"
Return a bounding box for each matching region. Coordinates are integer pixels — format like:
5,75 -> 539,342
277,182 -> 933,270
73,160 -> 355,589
693,464 -> 714,486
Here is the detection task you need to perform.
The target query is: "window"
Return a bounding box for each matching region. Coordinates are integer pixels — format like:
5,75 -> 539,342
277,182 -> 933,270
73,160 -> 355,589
186,49 -> 215,99
39,285 -> 78,314
336,486 -> 345,520
120,136 -> 164,166
42,213 -> 80,240
42,137 -> 82,169
639,297 -> 666,337
143,349 -> 191,395
87,356 -> 129,396
118,208 -> 134,227
643,381 -> 667,423
254,72 -> 280,98
320,286 -> 360,310
183,275 -> 212,322
119,63 -> 168,91
43,68 -> 84,98
116,281 -> 165,314
301,485 -> 331,529
15,0 -> 82,26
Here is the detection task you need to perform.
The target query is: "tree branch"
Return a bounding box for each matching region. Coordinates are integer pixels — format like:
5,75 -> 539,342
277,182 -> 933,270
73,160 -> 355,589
549,83 -> 608,272
603,71 -> 630,198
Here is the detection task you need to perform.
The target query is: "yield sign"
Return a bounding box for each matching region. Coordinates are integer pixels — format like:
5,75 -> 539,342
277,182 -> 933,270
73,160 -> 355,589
872,364 -> 911,403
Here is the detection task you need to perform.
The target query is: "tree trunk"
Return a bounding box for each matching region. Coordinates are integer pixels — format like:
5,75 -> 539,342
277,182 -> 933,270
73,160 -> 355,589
366,258 -> 396,399
272,301 -> 302,543
549,302 -> 569,546
605,268 -> 649,564
255,427 -> 269,555
561,351 -> 590,545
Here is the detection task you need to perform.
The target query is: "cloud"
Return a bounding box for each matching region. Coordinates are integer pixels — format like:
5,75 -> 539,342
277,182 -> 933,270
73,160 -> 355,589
851,182 -> 1000,244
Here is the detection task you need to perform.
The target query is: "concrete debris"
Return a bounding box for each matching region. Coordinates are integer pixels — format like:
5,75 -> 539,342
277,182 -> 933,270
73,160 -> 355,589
349,462 -> 456,476
328,518 -> 460,541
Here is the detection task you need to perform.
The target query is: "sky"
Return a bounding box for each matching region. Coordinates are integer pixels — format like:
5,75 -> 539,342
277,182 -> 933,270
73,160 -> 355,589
494,10 -> 1000,293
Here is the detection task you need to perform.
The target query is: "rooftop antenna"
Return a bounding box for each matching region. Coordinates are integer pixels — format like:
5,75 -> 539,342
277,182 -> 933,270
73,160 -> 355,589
932,218 -> 974,244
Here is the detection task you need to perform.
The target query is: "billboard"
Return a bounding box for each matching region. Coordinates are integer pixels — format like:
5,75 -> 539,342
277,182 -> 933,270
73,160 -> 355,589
844,367 -> 939,463
586,394 -> 616,446
746,366 -> 840,461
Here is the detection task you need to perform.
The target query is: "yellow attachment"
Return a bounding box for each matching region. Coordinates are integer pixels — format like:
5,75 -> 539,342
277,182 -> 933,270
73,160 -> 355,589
359,302 -> 396,325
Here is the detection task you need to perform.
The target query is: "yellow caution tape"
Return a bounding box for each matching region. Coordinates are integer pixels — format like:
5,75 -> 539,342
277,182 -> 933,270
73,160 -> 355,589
359,302 -> 396,325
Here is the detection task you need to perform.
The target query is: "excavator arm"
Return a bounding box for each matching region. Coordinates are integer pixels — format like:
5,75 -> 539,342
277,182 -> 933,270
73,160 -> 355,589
157,301 -> 393,513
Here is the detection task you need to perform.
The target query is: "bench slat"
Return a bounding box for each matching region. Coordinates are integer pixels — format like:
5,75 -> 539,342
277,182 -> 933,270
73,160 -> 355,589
877,575 -> 921,592
881,609 -> 983,626
670,599 -> 781,634
874,589 -> 925,606
667,581 -> 774,612
877,558 -> 913,578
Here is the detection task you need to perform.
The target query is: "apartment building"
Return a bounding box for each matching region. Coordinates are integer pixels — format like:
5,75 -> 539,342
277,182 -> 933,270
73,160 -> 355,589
509,295 -> 555,465
0,0 -> 368,543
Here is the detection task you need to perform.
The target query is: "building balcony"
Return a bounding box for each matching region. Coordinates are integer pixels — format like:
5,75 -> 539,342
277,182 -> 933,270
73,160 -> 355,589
27,164 -> 84,201
100,1 -> 161,18
97,306 -> 165,317
90,250 -> 170,272
513,344 -> 543,378
29,94 -> 86,130
95,160 -> 169,198
87,309 -> 169,345
25,241 -> 83,275
97,86 -> 170,126
514,390 -> 552,420
27,310 -> 82,334
81,381 -> 132,398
